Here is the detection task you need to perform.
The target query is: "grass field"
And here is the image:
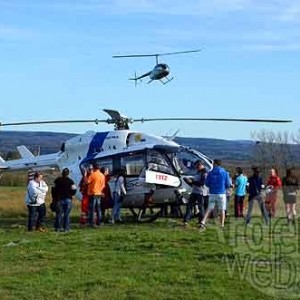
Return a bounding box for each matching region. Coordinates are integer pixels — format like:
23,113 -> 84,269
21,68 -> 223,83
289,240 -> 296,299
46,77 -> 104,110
0,187 -> 299,300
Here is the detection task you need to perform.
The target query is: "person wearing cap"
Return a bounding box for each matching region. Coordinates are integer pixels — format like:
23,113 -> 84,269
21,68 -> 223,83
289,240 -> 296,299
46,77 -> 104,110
183,160 -> 208,226
25,172 -> 48,232
53,168 -> 77,232
85,162 -> 105,227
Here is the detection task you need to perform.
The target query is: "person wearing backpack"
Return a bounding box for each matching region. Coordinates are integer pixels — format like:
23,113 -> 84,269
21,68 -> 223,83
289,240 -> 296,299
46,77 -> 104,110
53,168 -> 77,232
25,172 -> 48,232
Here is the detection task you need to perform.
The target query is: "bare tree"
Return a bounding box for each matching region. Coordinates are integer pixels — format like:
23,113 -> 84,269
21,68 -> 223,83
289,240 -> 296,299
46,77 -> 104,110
251,130 -> 294,177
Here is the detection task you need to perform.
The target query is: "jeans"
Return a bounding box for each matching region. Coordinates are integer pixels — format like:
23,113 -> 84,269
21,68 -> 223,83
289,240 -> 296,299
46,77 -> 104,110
112,192 -> 123,221
55,198 -> 72,232
27,203 -> 46,231
184,193 -> 206,223
246,195 -> 269,225
88,195 -> 102,226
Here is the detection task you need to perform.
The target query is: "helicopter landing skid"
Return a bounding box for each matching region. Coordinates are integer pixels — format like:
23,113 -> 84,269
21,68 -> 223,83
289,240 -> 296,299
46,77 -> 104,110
160,77 -> 174,85
129,206 -> 164,223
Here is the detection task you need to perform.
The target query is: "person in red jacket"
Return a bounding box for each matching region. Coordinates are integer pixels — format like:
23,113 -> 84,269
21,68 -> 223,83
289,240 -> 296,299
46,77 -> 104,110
79,165 -> 93,225
266,167 -> 282,218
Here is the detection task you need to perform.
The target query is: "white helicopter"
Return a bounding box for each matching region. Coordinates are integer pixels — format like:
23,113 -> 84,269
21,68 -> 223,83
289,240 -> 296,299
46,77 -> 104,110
113,49 -> 201,85
0,109 -> 292,222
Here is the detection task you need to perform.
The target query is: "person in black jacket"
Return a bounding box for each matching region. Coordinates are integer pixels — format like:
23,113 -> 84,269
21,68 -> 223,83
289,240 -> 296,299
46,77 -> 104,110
245,167 -> 269,226
53,168 -> 77,232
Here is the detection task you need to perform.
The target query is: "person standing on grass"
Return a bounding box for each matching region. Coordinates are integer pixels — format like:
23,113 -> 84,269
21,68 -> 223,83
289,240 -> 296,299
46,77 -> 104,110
245,167 -> 269,226
266,167 -> 282,218
53,168 -> 77,232
100,166 -> 112,222
111,168 -> 127,224
199,159 -> 231,231
183,160 -> 208,226
85,163 -> 105,227
234,167 -> 248,218
225,174 -> 233,217
79,165 -> 93,225
25,172 -> 48,232
282,168 -> 299,225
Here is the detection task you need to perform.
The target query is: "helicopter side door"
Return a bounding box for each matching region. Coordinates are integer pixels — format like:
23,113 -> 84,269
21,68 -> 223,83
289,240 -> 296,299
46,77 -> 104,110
144,149 -> 181,205
81,152 -> 147,208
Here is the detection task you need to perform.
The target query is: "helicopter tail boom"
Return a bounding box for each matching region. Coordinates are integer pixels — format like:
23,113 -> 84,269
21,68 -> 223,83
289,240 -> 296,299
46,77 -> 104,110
0,151 -> 61,172
129,71 -> 151,86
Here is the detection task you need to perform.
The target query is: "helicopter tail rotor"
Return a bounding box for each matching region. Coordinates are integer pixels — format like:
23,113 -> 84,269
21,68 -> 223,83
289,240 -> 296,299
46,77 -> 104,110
129,71 -> 138,87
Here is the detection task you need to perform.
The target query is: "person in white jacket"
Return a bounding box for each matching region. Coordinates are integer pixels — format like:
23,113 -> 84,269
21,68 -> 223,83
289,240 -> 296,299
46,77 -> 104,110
111,168 -> 127,223
25,172 -> 48,232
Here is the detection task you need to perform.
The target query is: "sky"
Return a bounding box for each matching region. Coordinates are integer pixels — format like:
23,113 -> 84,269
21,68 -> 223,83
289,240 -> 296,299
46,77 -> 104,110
0,0 -> 299,140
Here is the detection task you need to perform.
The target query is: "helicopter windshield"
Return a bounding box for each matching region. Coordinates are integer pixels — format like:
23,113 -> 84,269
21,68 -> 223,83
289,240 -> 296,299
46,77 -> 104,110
167,147 -> 212,176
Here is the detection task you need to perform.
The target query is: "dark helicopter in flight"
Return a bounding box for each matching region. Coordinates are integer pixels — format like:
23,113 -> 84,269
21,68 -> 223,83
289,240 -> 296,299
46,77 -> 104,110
113,49 -> 201,85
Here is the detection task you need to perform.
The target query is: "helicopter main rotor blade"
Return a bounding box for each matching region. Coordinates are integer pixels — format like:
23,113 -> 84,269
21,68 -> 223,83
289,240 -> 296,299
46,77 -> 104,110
154,49 -> 202,57
132,117 -> 292,123
112,49 -> 202,59
0,119 -> 109,127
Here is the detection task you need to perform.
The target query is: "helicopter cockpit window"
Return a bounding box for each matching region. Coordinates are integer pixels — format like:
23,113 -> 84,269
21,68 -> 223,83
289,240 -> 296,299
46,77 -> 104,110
147,151 -> 175,175
121,153 -> 144,176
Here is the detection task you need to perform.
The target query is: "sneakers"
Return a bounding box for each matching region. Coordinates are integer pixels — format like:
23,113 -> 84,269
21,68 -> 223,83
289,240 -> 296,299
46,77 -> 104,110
199,222 -> 206,232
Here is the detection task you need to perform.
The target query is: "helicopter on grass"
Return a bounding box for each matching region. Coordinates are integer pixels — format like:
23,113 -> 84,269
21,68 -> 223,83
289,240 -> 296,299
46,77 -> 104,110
113,49 -> 202,85
0,109 -> 292,222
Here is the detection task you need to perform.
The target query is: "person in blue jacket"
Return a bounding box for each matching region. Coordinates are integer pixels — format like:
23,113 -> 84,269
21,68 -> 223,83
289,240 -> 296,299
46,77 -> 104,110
234,167 -> 248,218
199,159 -> 231,230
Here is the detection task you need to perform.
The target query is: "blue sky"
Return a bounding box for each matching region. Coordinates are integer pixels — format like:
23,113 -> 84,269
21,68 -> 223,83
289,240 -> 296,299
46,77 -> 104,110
0,0 -> 299,140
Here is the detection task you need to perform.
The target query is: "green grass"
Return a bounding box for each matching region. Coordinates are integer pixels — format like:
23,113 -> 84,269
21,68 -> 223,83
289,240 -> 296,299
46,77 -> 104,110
0,187 -> 299,300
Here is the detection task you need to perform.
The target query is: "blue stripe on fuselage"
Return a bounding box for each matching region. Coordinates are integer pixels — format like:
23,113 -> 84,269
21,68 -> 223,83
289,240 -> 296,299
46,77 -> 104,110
82,132 -> 109,162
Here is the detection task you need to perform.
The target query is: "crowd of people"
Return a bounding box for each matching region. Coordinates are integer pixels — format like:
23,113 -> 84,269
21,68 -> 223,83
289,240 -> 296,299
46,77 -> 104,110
183,160 -> 299,231
25,159 -> 299,233
25,163 -> 127,232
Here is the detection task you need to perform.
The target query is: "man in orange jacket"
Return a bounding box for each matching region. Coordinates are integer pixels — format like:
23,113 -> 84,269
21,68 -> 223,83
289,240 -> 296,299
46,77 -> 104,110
85,162 -> 105,227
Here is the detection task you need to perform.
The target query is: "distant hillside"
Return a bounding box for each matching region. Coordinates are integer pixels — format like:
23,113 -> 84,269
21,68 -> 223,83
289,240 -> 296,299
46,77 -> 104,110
0,131 -> 76,155
0,131 -> 299,163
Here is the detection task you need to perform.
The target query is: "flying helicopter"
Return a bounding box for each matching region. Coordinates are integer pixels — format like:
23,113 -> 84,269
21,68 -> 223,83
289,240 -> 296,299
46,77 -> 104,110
0,109 -> 292,222
113,49 -> 201,85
